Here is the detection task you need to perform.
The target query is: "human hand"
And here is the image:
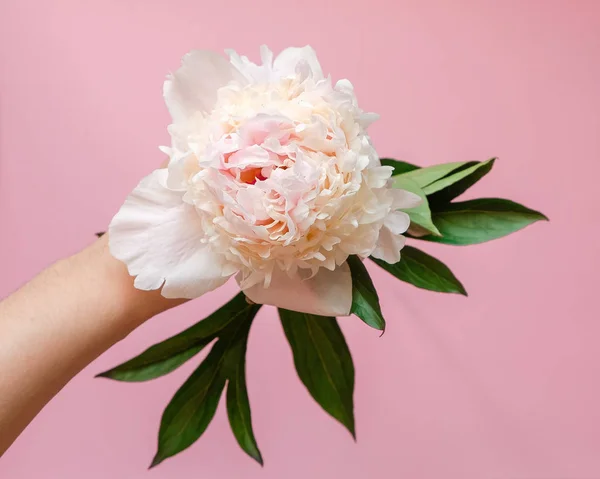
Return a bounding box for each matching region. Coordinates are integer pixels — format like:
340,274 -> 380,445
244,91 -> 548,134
0,178 -> 184,455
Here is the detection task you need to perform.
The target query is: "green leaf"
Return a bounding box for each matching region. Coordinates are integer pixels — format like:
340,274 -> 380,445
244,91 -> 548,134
278,310 -> 355,438
379,158 -> 420,175
150,340 -> 229,468
347,256 -> 385,331
422,158 -> 495,197
151,306 -> 261,467
416,198 -> 548,245
97,293 -> 255,382
395,161 -> 470,189
392,176 -> 441,236
371,246 -> 467,295
226,325 -> 263,465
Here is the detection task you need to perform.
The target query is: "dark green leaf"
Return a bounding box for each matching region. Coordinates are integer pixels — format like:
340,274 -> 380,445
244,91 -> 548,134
379,158 -> 420,175
150,340 -> 229,467
97,293 -> 255,382
226,325 -> 263,465
371,246 -> 467,295
151,306 -> 261,467
347,256 -> 385,331
392,176 -> 441,236
395,161 -> 469,188
98,342 -> 211,383
423,158 -> 495,198
278,309 -> 355,438
416,198 -> 548,245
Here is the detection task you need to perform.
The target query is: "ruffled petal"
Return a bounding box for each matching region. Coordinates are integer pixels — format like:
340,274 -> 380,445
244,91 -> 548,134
273,46 -> 324,80
241,263 -> 352,316
166,151 -> 198,190
109,169 -> 234,299
371,226 -> 407,264
164,50 -> 245,123
365,166 -> 394,188
227,45 -> 274,83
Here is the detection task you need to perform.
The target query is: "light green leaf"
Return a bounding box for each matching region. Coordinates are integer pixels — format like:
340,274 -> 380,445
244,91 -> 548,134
279,310 -> 355,438
379,158 -> 420,175
226,325 -> 263,465
392,176 -> 441,236
416,198 -> 548,245
395,161 -> 469,188
97,293 -> 255,382
347,256 -> 385,331
371,246 -> 467,295
422,158 -> 495,196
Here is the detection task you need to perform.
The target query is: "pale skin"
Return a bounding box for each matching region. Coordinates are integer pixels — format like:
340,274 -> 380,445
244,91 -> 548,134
0,233 -> 185,456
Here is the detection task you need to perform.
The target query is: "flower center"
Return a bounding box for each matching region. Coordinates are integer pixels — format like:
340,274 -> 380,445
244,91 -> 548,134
238,167 -> 267,185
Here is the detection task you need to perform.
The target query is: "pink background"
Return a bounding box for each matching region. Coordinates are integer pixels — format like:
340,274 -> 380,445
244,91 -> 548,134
1,0 -> 599,477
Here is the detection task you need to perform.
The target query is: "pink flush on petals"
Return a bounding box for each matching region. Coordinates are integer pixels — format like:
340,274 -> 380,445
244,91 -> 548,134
108,45 -> 421,316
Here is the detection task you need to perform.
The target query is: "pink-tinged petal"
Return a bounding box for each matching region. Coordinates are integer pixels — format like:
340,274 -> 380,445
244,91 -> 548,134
164,50 -> 245,123
109,169 -> 234,299
241,263 -> 352,316
226,145 -> 271,169
238,114 -> 294,147
372,226 -> 407,264
384,210 -> 411,235
273,46 -> 324,80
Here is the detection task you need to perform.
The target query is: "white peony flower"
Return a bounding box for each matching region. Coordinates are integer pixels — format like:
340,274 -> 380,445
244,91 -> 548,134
109,45 -> 420,316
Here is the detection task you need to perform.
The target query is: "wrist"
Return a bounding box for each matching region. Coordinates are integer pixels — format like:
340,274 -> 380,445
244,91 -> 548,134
73,235 -> 184,340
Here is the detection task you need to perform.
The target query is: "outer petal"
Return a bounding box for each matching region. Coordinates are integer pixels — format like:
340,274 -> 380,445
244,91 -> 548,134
241,263 -> 352,316
371,226 -> 407,264
227,45 -> 274,83
384,210 -> 411,235
390,188 -> 422,209
273,46 -> 324,80
164,50 -> 245,123
109,169 -> 234,299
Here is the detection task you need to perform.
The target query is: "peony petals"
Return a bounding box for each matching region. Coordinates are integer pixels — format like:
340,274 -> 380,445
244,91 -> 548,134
109,169 -> 233,299
273,46 -> 324,80
366,166 -> 394,188
160,248 -> 232,299
371,226 -> 407,264
227,46 -> 273,83
227,145 -> 271,169
241,263 -> 353,316
259,44 -> 274,68
384,210 -> 411,235
390,188 -> 422,209
359,112 -> 380,128
164,50 -> 245,123
114,46 -> 407,304
166,151 -> 198,190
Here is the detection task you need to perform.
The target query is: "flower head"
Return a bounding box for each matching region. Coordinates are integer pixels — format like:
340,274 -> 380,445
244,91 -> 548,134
109,46 -> 420,316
